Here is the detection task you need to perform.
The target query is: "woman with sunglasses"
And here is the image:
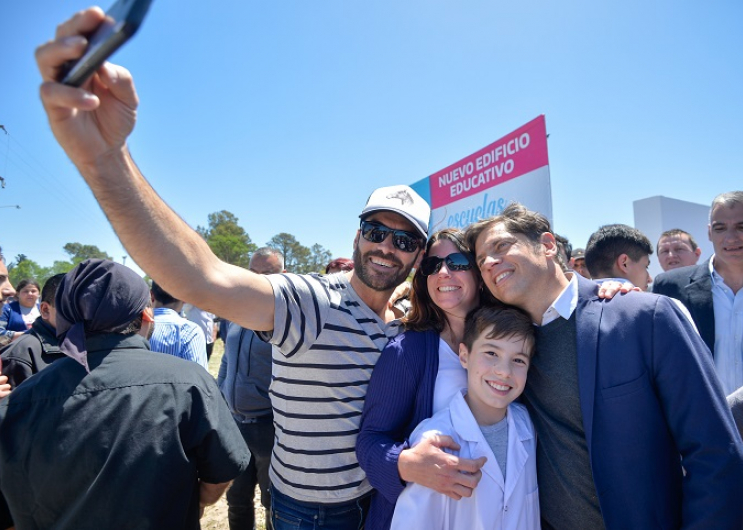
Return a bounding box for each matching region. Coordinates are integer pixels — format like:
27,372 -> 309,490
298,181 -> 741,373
357,228 -> 493,530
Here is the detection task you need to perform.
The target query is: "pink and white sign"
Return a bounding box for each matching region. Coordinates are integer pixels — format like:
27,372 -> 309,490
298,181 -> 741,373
414,116 -> 552,232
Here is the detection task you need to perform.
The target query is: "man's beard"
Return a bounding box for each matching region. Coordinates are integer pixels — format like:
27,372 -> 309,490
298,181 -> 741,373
353,246 -> 411,292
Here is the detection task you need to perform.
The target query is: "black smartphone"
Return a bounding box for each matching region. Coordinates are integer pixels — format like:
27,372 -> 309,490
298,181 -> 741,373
59,0 -> 154,87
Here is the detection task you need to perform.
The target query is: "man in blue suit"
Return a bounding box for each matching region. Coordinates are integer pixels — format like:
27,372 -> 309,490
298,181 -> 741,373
653,191 -> 743,396
466,203 -> 743,529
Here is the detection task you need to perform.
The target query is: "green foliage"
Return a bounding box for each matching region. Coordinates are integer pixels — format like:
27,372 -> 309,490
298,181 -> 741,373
8,254 -> 45,288
7,255 -> 74,288
306,243 -> 333,275
197,210 -> 257,267
266,235 -> 332,274
63,242 -> 112,264
266,233 -> 309,273
44,260 -> 75,279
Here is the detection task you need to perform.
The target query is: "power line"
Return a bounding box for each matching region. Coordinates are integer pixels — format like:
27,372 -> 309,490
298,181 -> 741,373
0,125 -> 101,226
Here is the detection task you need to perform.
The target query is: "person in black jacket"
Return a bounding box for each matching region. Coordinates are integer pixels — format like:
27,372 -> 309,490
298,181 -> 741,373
1,273 -> 66,388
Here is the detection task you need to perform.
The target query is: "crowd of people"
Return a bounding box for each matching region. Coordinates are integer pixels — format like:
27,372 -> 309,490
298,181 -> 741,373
0,6 -> 742,530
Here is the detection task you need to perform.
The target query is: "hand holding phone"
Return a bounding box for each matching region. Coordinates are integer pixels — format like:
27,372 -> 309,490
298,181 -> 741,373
59,0 -> 153,87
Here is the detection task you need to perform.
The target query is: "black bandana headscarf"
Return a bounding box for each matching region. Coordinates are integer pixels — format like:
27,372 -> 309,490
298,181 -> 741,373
55,259 -> 150,371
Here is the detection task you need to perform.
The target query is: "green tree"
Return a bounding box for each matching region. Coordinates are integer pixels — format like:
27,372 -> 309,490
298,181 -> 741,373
8,254 -> 44,287
305,243 -> 333,274
196,210 -> 256,267
63,242 -> 112,264
266,233 -> 311,273
42,260 -> 75,279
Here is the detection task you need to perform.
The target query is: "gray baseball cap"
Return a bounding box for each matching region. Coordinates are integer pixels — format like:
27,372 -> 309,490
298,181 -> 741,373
359,185 -> 430,239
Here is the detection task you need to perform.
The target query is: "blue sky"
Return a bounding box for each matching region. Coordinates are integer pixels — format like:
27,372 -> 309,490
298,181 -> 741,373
1,1 -> 741,277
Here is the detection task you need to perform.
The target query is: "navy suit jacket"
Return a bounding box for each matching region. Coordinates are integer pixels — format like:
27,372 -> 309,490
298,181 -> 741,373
651,259 -> 715,354
572,274 -> 743,529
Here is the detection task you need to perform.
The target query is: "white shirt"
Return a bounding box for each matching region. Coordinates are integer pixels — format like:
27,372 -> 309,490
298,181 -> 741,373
391,391 -> 540,530
432,338 -> 468,414
20,304 -> 40,328
710,258 -> 743,395
541,272 -> 578,326
181,304 -> 215,345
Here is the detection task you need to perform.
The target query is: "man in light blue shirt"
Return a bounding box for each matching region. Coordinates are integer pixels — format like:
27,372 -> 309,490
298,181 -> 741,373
149,281 -> 208,369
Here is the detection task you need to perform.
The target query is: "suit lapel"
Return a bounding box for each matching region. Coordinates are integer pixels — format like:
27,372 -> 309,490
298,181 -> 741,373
575,276 -> 601,453
684,264 -> 715,353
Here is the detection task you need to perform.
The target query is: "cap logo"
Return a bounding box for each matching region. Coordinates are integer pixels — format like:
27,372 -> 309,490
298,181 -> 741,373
386,189 -> 414,206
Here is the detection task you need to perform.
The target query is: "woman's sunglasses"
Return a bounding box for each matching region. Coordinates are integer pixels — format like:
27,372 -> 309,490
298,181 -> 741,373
360,220 -> 422,253
419,252 -> 473,276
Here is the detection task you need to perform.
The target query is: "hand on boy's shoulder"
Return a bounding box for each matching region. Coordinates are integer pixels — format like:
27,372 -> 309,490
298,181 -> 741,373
399,431 -> 487,500
414,426 -> 460,455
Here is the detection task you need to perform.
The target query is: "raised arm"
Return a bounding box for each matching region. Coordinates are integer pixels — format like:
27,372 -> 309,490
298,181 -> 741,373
35,8 -> 274,331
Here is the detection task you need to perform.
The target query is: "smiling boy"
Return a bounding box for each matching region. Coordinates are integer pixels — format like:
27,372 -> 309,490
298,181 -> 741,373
391,305 -> 540,530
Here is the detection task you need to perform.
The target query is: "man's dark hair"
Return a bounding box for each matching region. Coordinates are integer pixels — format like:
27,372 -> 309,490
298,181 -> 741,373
462,305 -> 535,358
465,202 -> 553,259
554,234 -> 572,261
41,274 -> 66,307
657,229 -> 698,253
585,224 -> 653,278
554,233 -> 572,271
150,281 -> 179,305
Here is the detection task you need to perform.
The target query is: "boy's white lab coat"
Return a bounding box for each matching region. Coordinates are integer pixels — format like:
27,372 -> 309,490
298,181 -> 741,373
390,391 -> 540,530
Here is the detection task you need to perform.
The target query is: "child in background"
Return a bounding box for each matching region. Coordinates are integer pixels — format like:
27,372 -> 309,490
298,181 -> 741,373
391,305 -> 539,530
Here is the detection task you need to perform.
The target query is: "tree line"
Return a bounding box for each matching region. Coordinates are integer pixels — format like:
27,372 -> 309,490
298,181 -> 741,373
196,210 -> 333,274
6,210 -> 336,288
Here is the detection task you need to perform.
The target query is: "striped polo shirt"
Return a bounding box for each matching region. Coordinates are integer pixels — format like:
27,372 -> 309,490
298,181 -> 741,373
259,272 -> 402,504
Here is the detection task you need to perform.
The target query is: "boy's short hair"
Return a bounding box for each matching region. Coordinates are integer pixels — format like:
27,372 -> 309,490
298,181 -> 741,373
41,274 -> 66,307
584,224 -> 652,278
462,305 -> 535,357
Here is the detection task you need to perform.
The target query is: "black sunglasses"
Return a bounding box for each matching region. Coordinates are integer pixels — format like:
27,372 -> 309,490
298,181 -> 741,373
420,252 -> 473,276
360,220 -> 422,253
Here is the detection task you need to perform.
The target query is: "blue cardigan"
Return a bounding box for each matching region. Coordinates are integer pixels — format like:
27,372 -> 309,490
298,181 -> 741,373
356,329 -> 440,530
0,301 -> 31,337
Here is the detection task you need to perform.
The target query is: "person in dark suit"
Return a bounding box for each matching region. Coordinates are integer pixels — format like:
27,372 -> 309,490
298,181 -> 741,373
653,191 -> 743,395
465,202 -> 743,530
652,256 -> 715,350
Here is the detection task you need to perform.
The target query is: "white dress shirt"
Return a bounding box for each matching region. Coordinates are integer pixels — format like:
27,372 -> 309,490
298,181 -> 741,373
710,258 -> 743,395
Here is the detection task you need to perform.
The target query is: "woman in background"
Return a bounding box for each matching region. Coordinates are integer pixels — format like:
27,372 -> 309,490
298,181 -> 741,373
0,278 -> 41,342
